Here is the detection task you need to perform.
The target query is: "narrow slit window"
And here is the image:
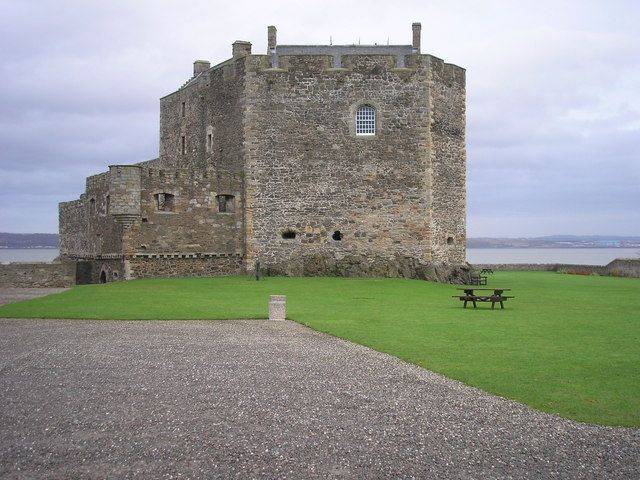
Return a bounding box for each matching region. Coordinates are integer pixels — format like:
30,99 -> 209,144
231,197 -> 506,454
181,135 -> 186,154
216,194 -> 235,213
207,134 -> 212,152
356,105 -> 376,136
181,101 -> 186,117
155,193 -> 175,212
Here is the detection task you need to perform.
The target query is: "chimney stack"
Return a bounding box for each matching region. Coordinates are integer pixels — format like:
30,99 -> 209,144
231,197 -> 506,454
268,25 -> 277,52
193,60 -> 210,76
232,41 -> 252,58
412,22 -> 421,52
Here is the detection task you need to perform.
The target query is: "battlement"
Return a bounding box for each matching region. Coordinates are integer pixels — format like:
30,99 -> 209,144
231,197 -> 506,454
143,167 -> 241,182
272,45 -> 415,68
168,22 -> 427,95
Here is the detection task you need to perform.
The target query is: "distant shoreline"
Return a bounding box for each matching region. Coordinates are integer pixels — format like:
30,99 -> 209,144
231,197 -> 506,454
0,246 -> 58,249
466,246 -> 639,249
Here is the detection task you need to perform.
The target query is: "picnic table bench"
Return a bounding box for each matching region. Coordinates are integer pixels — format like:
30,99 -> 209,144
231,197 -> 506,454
469,273 -> 488,285
452,288 -> 514,309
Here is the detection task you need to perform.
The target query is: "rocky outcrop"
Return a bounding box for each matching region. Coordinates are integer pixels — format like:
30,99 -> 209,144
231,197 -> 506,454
263,253 -> 470,283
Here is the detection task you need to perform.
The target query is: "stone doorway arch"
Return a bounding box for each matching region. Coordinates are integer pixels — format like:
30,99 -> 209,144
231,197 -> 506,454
99,270 -> 107,284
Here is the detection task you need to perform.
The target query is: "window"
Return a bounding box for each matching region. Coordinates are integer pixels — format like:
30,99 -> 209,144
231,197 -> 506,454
282,230 -> 296,240
207,134 -> 212,153
89,198 -> 96,214
216,194 -> 235,213
356,105 -> 376,136
447,236 -> 454,245
181,135 -> 186,154
332,230 -> 343,241
105,195 -> 110,214
155,193 -> 175,212
181,101 -> 186,117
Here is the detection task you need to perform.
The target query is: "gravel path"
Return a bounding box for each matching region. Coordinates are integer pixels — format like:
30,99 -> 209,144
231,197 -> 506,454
0,319 -> 638,479
0,287 -> 68,305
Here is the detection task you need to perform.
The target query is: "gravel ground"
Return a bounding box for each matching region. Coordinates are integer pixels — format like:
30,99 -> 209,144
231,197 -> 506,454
0,319 -> 638,479
0,288 -> 68,305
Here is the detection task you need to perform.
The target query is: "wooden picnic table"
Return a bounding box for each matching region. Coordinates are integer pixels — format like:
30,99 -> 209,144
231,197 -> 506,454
453,288 -> 514,309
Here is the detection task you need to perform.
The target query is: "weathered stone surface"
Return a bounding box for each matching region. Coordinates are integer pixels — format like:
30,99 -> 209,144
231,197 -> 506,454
128,255 -> 243,279
0,262 -> 75,288
58,24 -> 467,284
264,252 -> 469,283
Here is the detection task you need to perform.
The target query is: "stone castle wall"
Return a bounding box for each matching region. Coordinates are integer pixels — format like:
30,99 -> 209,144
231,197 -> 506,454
0,262 -> 75,288
428,57 -> 466,264
59,197 -> 90,256
59,172 -> 123,258
472,259 -> 640,278
242,53 -> 465,277
127,253 -> 243,279
59,163 -> 245,282
159,58 -> 246,173
126,167 -> 244,256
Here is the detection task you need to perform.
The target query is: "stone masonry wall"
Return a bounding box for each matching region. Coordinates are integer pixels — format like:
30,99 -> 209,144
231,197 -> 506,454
128,254 -> 243,279
159,59 -> 246,173
59,172 -> 123,258
605,258 -> 640,278
0,262 -> 75,288
243,53 -> 439,275
428,56 -> 466,264
472,259 -> 640,278
59,197 -> 89,257
125,166 -> 244,256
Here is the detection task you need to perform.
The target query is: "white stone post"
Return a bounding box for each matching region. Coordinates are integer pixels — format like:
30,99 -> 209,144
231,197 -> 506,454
269,295 -> 286,321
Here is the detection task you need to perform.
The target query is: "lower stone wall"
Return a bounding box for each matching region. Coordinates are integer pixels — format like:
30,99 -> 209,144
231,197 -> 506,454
605,258 -> 640,278
63,257 -> 126,284
472,258 -> 639,278
0,262 -> 75,288
472,263 -> 557,272
128,255 -> 244,279
263,252 -> 471,283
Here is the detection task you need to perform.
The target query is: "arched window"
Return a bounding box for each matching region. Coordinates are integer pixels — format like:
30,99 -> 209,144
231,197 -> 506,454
356,105 -> 376,136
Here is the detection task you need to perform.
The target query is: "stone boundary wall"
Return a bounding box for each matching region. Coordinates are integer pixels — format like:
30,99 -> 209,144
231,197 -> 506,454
0,262 -> 75,287
605,258 -> 640,278
128,255 -> 244,279
472,258 -> 640,278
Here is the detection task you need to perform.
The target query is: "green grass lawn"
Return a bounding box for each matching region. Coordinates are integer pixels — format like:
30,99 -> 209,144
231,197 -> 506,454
1,272 -> 639,427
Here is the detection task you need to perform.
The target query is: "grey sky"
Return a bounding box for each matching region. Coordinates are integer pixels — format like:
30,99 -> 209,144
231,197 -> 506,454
1,0 -> 638,236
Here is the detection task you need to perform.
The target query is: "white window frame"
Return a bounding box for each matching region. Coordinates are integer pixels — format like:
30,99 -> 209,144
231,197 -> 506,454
356,105 -> 376,136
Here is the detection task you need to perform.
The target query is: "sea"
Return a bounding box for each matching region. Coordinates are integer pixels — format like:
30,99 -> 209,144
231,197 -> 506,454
466,248 -> 639,266
1,248 -> 638,266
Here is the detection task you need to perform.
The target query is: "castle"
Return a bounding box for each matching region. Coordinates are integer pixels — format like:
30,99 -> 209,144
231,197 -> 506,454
59,23 -> 467,284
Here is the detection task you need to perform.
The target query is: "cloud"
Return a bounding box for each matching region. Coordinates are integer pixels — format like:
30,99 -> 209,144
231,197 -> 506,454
0,0 -> 638,236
